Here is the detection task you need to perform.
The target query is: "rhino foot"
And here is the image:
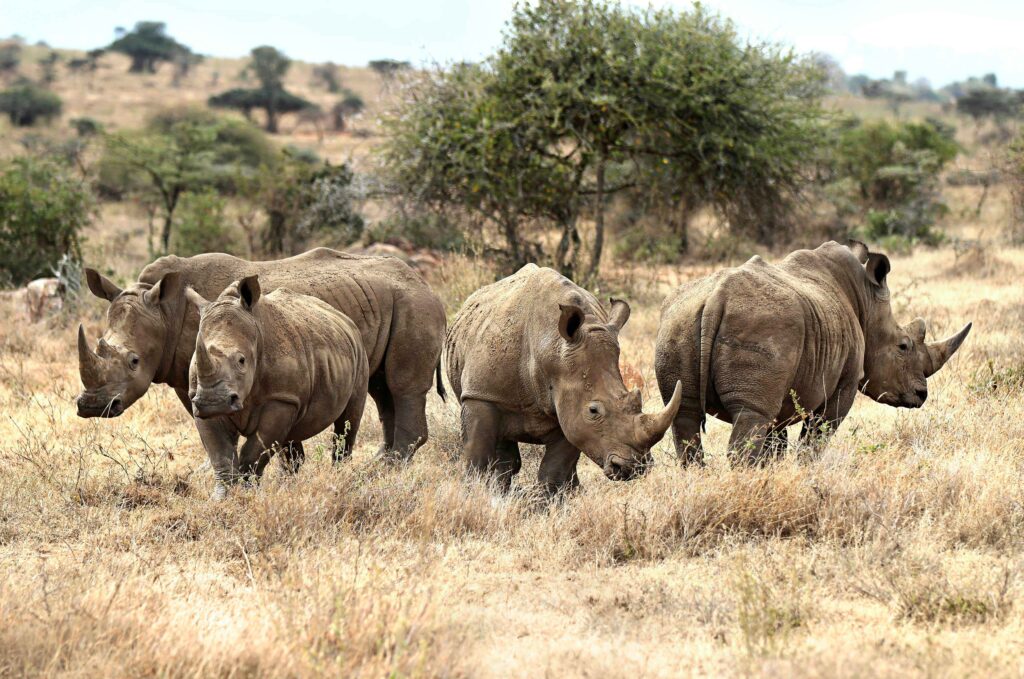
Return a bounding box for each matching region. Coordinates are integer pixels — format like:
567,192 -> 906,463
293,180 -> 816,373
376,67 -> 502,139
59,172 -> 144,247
211,482 -> 229,501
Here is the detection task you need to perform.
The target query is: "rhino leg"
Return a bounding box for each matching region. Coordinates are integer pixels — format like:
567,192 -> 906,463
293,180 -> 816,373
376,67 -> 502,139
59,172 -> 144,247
727,410 -> 776,466
493,440 -> 522,490
368,375 -> 396,457
800,380 -> 857,452
195,417 -> 239,498
670,410 -> 704,467
764,425 -> 789,461
279,441 -> 305,474
380,301 -> 444,461
460,399 -> 505,486
538,436 -> 581,497
390,392 -> 429,461
238,402 -> 297,482
334,388 -> 367,463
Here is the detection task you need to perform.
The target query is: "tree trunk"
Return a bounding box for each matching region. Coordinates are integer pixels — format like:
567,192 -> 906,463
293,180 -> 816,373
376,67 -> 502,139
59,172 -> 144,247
265,105 -> 279,134
161,213 -> 173,253
500,213 -> 522,269
586,154 -> 607,280
555,216 -> 580,278
128,55 -> 147,73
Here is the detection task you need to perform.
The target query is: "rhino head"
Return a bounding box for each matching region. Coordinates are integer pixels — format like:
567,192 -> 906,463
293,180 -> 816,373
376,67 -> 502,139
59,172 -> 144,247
551,299 -> 682,481
850,241 -> 972,408
76,269 -> 180,417
185,276 -> 262,419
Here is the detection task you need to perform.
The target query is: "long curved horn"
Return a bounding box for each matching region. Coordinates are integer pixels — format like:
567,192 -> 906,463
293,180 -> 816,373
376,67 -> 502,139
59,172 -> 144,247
194,338 -> 215,378
637,380 -> 682,448
77,324 -> 103,387
926,322 -> 972,377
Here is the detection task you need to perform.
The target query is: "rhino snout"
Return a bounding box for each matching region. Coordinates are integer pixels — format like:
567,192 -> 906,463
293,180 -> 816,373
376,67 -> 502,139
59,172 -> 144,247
76,392 -> 124,418
191,389 -> 243,419
603,452 -> 652,481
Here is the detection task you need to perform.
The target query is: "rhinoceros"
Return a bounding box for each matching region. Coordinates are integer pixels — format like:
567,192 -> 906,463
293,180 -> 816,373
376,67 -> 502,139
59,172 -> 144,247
185,276 -> 368,498
654,240 -> 972,464
76,248 -> 445,460
445,264 -> 682,493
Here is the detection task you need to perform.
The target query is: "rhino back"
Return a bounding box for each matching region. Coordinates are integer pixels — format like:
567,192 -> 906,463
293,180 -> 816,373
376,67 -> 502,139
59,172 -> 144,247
140,248 -> 429,377
447,264 -> 604,411
252,289 -> 367,433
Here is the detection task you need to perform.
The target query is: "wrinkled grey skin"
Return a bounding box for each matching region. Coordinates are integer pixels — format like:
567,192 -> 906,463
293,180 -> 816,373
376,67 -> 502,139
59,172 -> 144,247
76,248 -> 445,459
654,240 -> 972,465
445,264 -> 682,494
186,276 -> 369,499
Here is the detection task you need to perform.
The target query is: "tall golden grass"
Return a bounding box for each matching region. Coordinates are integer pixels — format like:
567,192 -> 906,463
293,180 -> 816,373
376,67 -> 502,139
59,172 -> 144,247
2,242 -> 1022,677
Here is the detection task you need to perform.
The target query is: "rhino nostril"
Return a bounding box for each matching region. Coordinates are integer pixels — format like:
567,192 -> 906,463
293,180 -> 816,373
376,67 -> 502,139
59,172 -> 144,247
916,388 -> 928,402
229,393 -> 240,407
109,397 -> 123,414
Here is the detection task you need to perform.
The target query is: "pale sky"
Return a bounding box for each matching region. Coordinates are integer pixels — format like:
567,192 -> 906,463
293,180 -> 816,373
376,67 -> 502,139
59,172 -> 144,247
4,0 -> 1022,87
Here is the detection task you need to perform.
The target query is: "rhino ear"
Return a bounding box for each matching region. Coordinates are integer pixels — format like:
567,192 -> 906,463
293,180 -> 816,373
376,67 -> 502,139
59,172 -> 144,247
608,298 -> 631,331
144,271 -> 181,307
847,240 -> 870,265
865,252 -> 890,287
238,275 -> 262,311
906,318 -> 927,343
85,268 -> 122,302
558,304 -> 585,343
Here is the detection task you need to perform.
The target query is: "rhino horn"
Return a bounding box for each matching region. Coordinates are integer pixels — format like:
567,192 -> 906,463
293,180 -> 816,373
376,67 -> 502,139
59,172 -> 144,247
926,322 -> 972,377
78,324 -> 104,387
195,338 -> 215,378
637,380 -> 682,448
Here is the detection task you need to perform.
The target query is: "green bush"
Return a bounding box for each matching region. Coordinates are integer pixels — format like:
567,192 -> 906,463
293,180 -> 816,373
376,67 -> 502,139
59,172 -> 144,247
830,118 -> 958,244
366,211 -> 466,252
171,191 -> 239,256
0,155 -> 93,286
0,82 -> 62,126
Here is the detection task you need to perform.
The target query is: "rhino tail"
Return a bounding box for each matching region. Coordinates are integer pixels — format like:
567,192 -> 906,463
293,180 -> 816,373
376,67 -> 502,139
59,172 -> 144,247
697,295 -> 724,433
435,358 -> 447,402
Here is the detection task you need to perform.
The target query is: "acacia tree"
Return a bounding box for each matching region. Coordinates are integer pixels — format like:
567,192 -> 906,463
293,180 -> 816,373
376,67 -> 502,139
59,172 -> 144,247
380,0 -> 826,277
108,22 -> 191,73
208,46 -> 313,133
380,64 -> 568,267
105,120 -> 218,252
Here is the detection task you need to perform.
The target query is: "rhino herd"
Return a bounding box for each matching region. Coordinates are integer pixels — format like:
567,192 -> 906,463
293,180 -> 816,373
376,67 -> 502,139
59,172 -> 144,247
76,241 -> 971,498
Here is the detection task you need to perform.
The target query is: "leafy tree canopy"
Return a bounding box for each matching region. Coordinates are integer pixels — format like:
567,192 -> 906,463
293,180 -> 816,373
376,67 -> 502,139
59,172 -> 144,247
108,21 -> 192,73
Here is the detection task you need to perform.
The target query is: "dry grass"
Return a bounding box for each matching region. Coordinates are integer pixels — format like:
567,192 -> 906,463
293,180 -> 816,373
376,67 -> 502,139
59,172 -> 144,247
3,43 -> 1024,679
2,240 -> 1023,678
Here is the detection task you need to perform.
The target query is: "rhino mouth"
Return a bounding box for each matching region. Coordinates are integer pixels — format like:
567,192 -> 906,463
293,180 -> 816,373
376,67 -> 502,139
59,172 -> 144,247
191,394 -> 243,419
76,392 -> 125,418
603,452 -> 651,481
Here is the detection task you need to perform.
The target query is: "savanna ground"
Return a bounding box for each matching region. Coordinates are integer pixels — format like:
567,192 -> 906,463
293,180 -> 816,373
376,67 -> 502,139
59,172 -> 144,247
3,45 -> 1024,679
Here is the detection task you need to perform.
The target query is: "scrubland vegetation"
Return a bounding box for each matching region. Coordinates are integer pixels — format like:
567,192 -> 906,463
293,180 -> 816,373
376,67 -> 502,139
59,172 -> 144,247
2,0 -> 1024,675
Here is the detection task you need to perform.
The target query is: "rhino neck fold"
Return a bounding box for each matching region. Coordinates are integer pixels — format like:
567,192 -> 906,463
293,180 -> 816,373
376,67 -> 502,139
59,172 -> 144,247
153,292 -> 189,387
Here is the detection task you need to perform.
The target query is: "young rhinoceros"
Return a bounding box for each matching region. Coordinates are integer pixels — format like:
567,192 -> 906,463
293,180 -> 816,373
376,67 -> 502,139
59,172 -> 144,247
654,240 -> 972,465
445,264 -> 682,494
185,276 -> 368,499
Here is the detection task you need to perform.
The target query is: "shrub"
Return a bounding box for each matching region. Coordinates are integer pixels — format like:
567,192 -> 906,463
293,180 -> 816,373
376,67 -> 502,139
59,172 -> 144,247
366,211 -> 466,252
830,118 -> 958,244
70,116 -> 102,137
0,155 -> 93,286
171,191 -> 239,256
0,82 -> 62,126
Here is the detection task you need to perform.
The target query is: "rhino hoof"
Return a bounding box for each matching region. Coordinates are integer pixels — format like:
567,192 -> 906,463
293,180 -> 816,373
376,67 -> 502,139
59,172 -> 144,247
211,483 -> 229,501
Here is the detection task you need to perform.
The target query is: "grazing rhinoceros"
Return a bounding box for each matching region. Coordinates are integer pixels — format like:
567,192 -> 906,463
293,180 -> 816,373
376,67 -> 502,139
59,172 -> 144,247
75,248 -> 445,460
185,276 -> 368,498
654,240 -> 972,465
445,264 -> 682,494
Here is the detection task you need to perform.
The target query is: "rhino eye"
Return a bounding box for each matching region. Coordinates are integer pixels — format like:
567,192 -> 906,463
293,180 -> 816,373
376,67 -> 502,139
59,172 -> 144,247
237,355 -> 246,367
898,340 -> 910,352
586,402 -> 605,419
128,354 -> 140,370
